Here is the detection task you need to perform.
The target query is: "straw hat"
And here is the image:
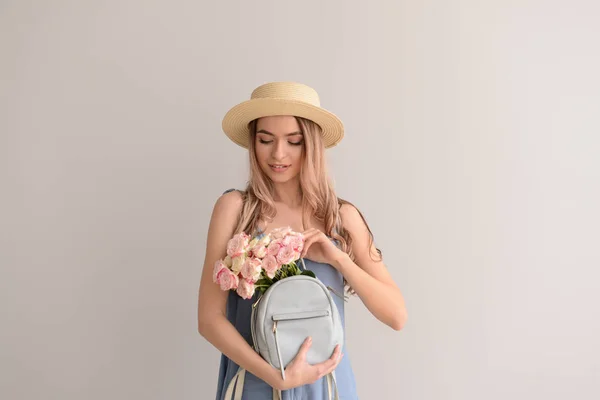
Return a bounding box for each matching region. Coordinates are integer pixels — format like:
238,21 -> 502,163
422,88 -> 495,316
221,81 -> 344,149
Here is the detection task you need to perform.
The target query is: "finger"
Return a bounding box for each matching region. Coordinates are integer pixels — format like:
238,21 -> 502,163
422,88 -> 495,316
331,344 -> 342,361
301,229 -> 321,241
327,345 -> 342,366
310,231 -> 327,243
315,345 -> 341,377
323,348 -> 343,377
306,229 -> 324,238
313,346 -> 337,369
300,237 -> 315,258
300,232 -> 326,257
326,353 -> 343,376
296,336 -> 312,359
317,358 -> 340,381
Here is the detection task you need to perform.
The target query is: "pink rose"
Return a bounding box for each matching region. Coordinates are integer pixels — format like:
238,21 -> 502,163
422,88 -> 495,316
236,278 -> 256,300
212,259 -> 227,282
248,237 -> 259,249
267,239 -> 283,257
257,235 -> 272,247
276,243 -> 297,265
270,227 -> 292,240
215,268 -> 239,291
286,235 -> 304,252
249,235 -> 269,258
241,258 -> 262,282
227,233 -> 249,258
253,245 -> 268,259
262,255 -> 280,279
231,254 -> 245,274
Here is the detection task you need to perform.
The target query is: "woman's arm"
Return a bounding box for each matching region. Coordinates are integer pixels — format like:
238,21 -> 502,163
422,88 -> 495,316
333,203 -> 408,331
197,191 -> 280,388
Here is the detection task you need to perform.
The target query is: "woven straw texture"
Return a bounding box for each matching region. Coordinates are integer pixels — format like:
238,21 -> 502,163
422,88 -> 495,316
221,82 -> 344,149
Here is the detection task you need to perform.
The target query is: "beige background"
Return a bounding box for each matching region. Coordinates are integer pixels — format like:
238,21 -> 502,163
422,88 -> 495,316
2,1 -> 599,399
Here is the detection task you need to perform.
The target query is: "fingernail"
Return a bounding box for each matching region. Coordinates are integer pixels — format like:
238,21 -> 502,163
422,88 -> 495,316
308,337 -> 312,342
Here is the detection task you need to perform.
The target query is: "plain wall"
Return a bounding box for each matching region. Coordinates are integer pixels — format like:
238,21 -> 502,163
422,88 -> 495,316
2,1 -> 598,399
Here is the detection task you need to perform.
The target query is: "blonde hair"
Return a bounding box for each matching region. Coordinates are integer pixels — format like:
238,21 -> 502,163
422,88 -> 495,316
232,116 -> 382,287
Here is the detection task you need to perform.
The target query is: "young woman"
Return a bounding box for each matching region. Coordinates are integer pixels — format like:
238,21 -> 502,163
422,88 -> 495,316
197,81 -> 407,399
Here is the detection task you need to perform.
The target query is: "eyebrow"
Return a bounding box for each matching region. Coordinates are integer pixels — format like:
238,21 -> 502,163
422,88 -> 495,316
256,129 -> 303,137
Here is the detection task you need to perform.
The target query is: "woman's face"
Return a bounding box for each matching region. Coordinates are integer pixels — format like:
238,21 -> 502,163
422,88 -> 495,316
254,116 -> 304,183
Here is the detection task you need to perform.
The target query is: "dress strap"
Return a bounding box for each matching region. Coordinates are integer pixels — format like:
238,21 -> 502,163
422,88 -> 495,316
222,188 -> 237,195
251,225 -> 264,239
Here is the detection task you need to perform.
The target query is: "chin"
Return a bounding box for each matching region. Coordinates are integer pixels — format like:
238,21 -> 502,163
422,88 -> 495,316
264,168 -> 299,182
269,174 -> 293,182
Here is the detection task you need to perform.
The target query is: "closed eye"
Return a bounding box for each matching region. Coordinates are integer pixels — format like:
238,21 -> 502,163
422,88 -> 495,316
258,139 -> 303,146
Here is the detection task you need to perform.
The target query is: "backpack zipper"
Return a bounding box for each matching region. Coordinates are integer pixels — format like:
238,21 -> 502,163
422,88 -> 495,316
252,293 -> 264,309
272,309 -> 330,321
272,320 -> 286,380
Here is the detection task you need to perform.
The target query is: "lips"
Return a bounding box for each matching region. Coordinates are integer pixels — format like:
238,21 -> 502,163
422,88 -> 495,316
269,164 -> 290,172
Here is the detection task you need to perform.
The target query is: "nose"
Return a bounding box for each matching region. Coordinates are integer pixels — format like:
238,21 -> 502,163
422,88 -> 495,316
271,139 -> 287,160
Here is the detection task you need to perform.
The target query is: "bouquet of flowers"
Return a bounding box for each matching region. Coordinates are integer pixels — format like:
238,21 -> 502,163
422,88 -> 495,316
212,227 -> 316,299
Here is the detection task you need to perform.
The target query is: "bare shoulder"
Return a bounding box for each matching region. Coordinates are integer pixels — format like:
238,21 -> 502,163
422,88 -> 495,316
197,190 -> 245,323
214,189 -> 244,216
339,202 -> 365,232
339,201 -> 385,268
339,202 -> 373,246
208,189 -> 245,245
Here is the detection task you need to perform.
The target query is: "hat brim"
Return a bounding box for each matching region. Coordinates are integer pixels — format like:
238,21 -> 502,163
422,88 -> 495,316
221,98 -> 344,149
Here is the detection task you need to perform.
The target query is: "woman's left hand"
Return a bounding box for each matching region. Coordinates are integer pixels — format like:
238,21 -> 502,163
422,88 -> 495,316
300,228 -> 346,268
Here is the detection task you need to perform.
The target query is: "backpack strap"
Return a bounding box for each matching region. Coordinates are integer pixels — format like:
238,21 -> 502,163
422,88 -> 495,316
326,371 -> 340,400
298,258 -> 308,271
223,367 -> 245,400
223,367 -> 281,400
224,367 -> 339,400
273,323 -> 286,380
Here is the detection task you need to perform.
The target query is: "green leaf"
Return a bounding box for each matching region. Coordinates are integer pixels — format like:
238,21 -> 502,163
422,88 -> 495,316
255,278 -> 269,287
301,270 -> 316,278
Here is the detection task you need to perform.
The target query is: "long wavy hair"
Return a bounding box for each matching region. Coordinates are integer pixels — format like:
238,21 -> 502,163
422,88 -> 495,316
232,116 -> 383,289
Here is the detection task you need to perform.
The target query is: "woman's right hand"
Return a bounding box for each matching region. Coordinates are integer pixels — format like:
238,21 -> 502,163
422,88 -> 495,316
275,337 -> 343,391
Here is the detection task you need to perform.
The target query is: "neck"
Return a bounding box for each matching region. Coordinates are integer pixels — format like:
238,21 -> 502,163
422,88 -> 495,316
272,182 -> 302,208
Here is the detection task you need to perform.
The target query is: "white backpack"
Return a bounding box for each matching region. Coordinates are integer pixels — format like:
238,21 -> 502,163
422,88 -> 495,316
224,260 -> 344,400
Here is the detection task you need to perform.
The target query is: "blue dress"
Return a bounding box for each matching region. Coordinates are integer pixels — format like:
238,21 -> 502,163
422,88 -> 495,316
214,188 -> 358,399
